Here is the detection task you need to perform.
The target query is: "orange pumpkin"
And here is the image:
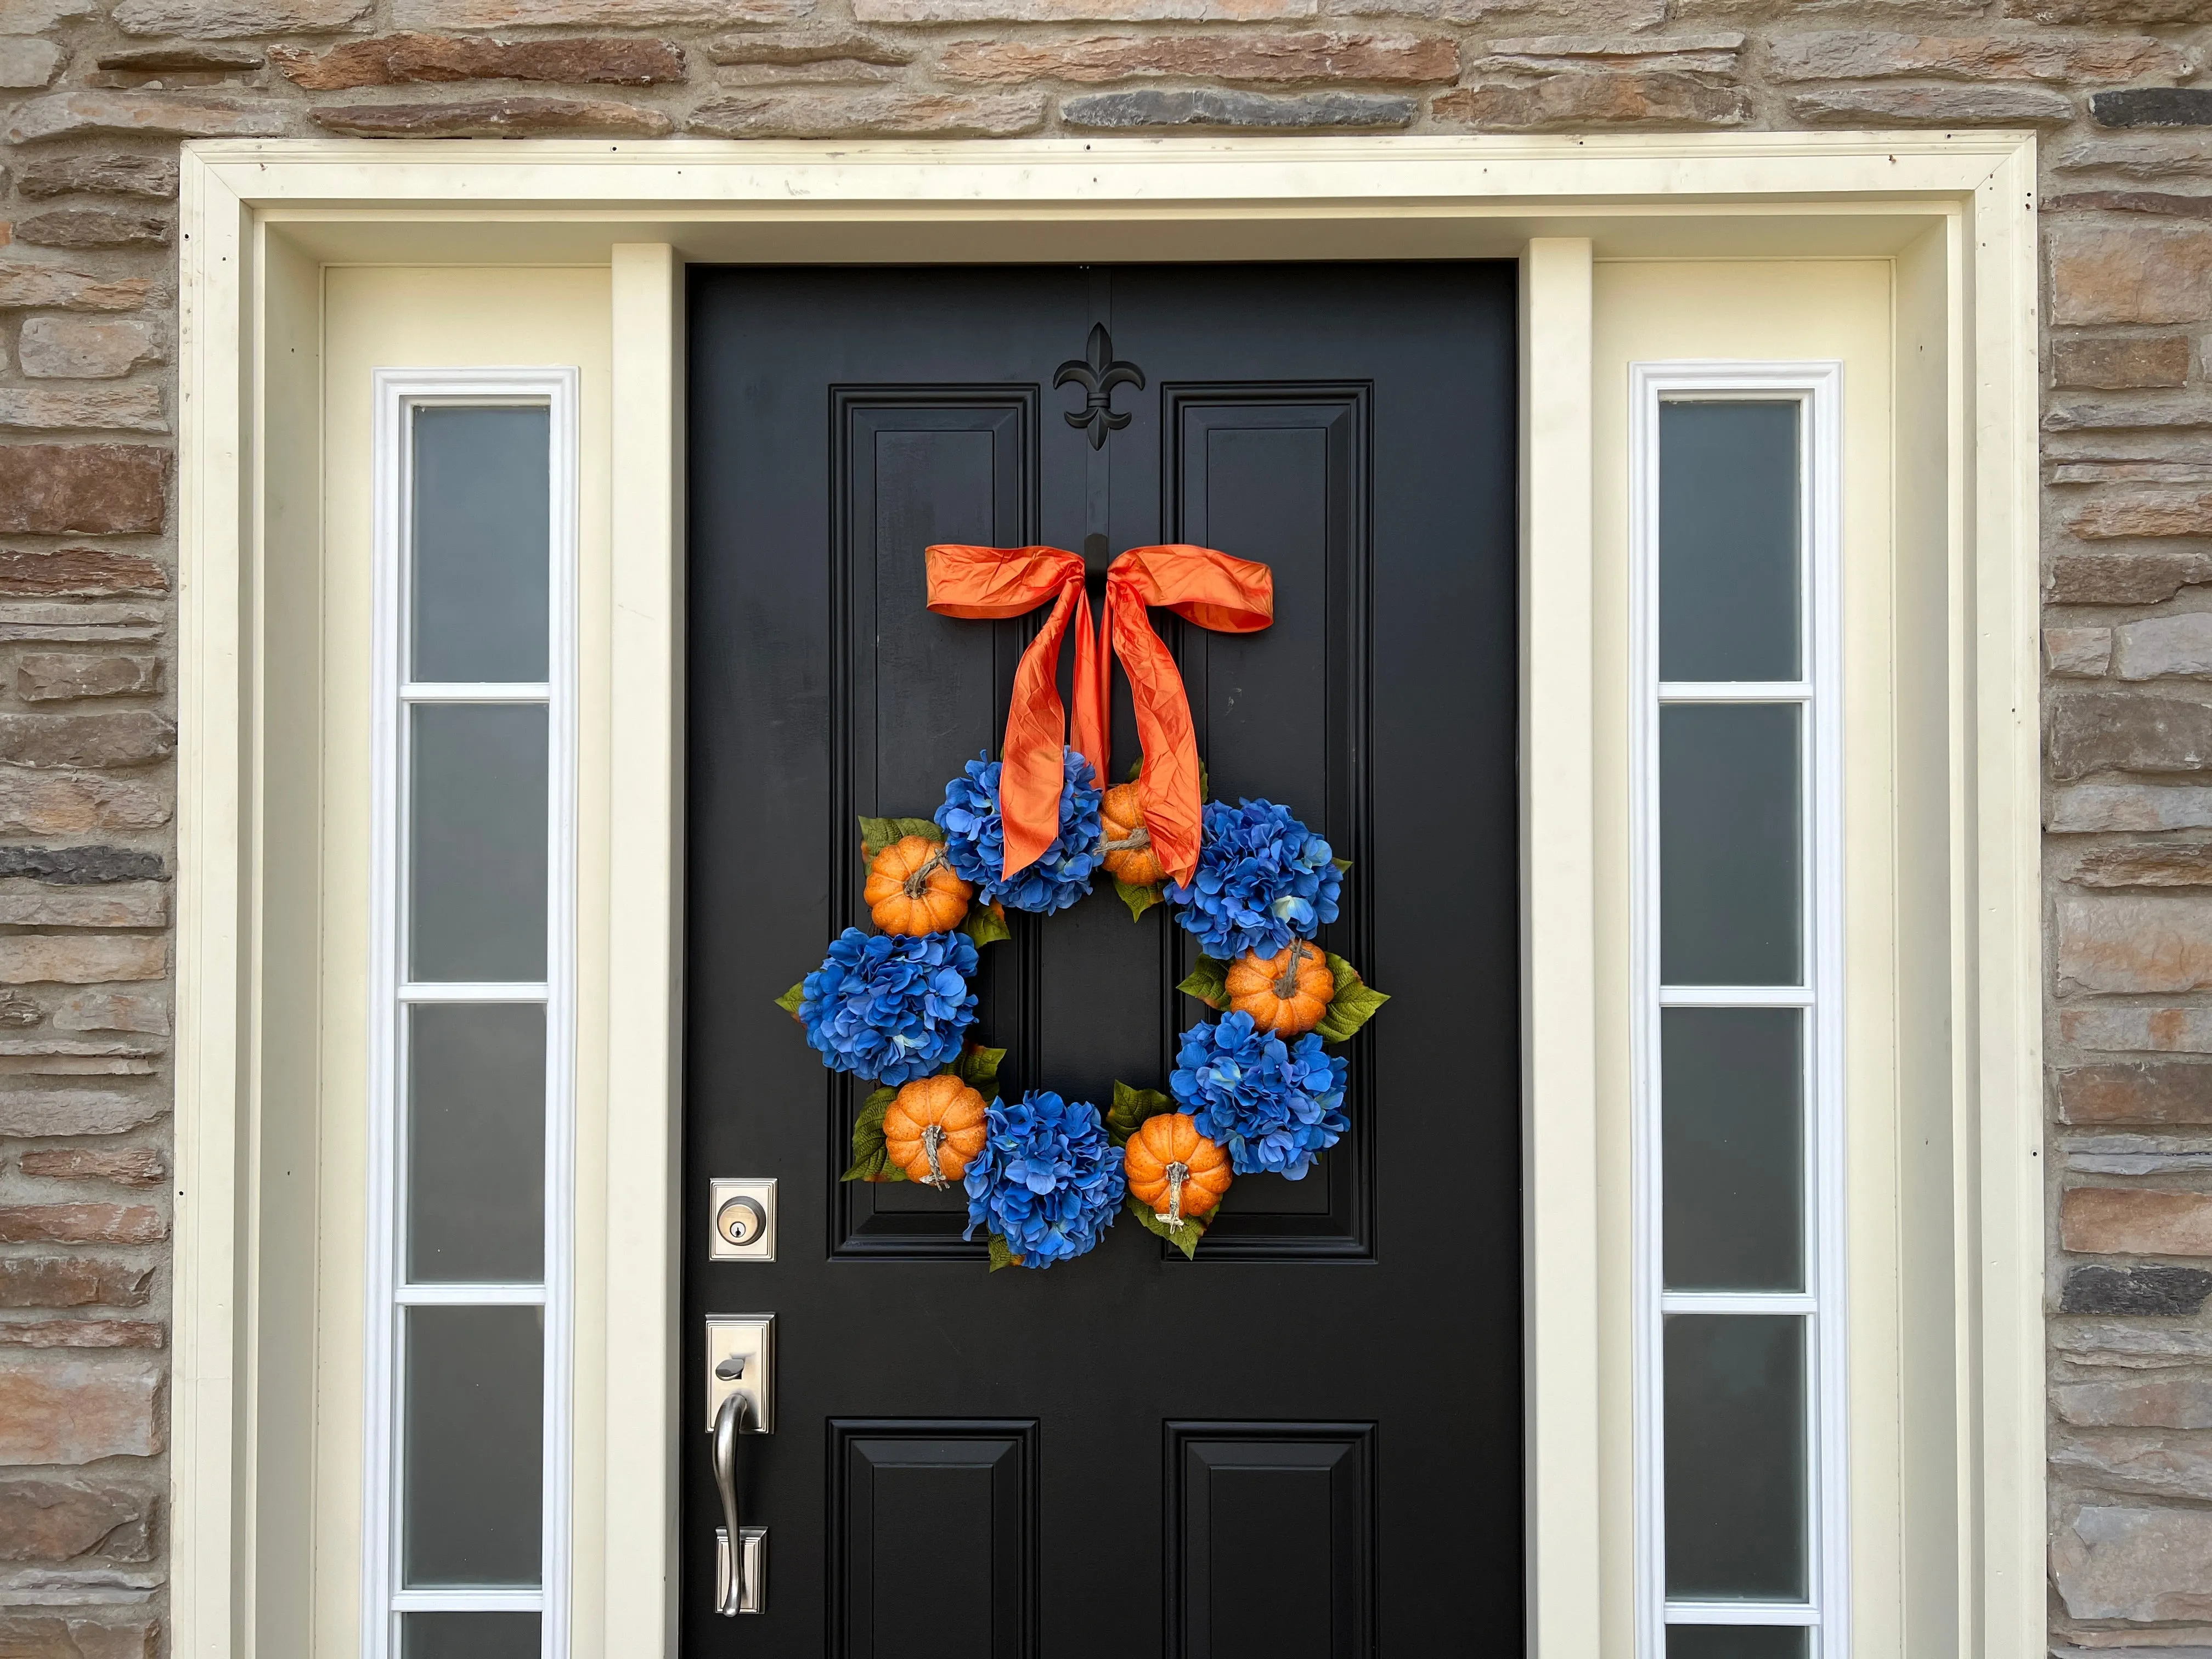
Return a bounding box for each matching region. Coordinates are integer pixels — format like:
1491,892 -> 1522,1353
882,1073 -> 989,1188
1099,783 -> 1165,888
1225,939 -> 1334,1037
865,834 -> 972,936
1123,1112 -> 1232,1227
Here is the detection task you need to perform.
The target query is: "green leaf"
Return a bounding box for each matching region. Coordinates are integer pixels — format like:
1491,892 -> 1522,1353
839,1085 -> 900,1182
773,980 -> 805,1016
987,1233 -> 1021,1272
952,1043 -> 1006,1102
1316,952 -> 1390,1045
1332,856 -> 1352,874
962,900 -> 1011,949
1125,1195 -> 1206,1260
1114,877 -> 1163,923
857,815 -> 945,860
1105,1079 -> 1175,1147
1127,758 -> 1142,784
1176,953 -> 1231,1011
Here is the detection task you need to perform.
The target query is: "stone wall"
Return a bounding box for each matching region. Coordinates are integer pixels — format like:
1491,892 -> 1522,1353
0,0 -> 2206,1645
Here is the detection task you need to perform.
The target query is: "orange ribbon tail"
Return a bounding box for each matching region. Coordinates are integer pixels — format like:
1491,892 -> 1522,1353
1101,546 -> 1273,887
924,545 -> 1104,879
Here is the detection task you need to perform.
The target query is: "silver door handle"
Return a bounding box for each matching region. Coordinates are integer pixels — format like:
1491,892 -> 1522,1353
710,1387 -> 767,1615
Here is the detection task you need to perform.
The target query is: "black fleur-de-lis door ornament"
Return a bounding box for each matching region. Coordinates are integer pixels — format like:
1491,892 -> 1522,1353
1054,323 -> 1146,449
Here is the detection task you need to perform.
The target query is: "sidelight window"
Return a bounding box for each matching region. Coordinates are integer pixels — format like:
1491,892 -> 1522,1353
365,372 -> 578,1659
1630,366 -> 1846,1659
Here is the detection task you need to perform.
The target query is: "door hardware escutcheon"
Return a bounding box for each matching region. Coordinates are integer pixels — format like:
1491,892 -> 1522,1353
706,1316 -> 774,1616
708,1178 -> 776,1261
704,1313 -> 774,1433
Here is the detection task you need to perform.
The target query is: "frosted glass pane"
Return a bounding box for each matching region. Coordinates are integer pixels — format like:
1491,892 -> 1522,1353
1664,1314 -> 1807,1601
1668,1628 -> 1807,1659
1663,1008 -> 1803,1293
409,703 -> 548,983
1661,704 -> 1801,986
403,1305 -> 543,1587
407,1003 -> 545,1284
404,1613 -> 540,1659
411,405 -> 550,684
1659,401 -> 1801,684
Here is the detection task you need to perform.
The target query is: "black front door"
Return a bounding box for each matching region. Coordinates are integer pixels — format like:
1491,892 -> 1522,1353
685,263 -> 1520,1656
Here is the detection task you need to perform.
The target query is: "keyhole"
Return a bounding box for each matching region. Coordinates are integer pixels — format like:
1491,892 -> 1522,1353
717,1196 -> 766,1246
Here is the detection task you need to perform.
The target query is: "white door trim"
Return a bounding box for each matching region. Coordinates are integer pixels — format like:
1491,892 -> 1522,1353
174,133 -> 2041,1659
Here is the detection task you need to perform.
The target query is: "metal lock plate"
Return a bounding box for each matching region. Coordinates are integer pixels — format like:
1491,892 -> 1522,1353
705,1313 -> 775,1434
709,1178 -> 776,1261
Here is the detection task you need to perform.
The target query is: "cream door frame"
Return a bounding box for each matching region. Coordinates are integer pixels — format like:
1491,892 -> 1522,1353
174,133 -> 2042,1659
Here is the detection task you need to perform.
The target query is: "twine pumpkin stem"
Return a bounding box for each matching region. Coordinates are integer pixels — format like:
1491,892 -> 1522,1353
1272,939 -> 1309,1001
921,1122 -> 949,1187
1101,825 -> 1152,854
1158,1160 -> 1189,1227
901,847 -> 950,899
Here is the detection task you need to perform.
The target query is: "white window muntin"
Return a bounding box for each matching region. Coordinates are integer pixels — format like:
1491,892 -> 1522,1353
1628,361 -> 1847,1659
365,368 -> 580,1659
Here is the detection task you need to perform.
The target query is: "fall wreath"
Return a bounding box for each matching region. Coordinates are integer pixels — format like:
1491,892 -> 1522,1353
775,543 -> 1387,1268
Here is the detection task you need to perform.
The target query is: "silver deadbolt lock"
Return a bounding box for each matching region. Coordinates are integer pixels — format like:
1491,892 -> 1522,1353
708,1178 -> 776,1261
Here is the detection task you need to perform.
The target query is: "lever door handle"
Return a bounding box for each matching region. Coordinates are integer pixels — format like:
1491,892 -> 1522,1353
710,1389 -> 768,1615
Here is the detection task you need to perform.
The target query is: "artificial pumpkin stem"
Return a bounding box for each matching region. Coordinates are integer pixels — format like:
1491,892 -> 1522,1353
921,1122 -> 948,1187
1158,1160 -> 1189,1227
1272,939 -> 1309,1001
902,847 -> 950,899
1101,826 -> 1152,854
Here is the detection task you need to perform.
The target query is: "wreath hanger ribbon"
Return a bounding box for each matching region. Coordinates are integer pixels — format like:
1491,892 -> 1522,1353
924,542 -> 1273,888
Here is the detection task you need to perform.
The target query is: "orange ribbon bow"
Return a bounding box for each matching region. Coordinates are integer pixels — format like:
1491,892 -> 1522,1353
924,542 -> 1273,888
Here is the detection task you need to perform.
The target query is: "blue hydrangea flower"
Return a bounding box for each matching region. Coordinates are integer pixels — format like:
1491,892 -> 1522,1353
935,748 -> 1104,915
1170,1010 -> 1349,1180
1166,798 -> 1342,960
797,927 -> 978,1086
962,1089 -> 1125,1268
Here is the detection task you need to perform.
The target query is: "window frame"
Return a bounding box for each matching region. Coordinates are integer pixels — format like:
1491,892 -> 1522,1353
1627,361 -> 1848,1659
363,366 -> 583,1659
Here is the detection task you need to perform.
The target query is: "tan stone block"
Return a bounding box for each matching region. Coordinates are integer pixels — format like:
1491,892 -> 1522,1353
16,656 -> 162,703
1476,30 -> 1740,69
0,604 -> 160,645
2118,614 -> 2212,680
0,1619 -> 156,1659
0,885 -> 166,929
939,30 -> 1456,82
0,450 -> 167,538
0,712 -> 172,768
2055,1375 -> 2212,1429
1328,0 -> 1660,20
2053,335 -> 2193,390
18,323 -> 161,383
860,0 -> 1310,19
0,1357 -> 159,1464
397,0 -> 804,23
2054,222 -> 2212,328
0,774 -> 170,835
0,1321 -> 162,1348
2072,842 -> 2212,885
690,88 -> 1045,134
2062,1006 -> 2212,1053
6,91 -> 287,143
0,1206 -> 162,1246
0,550 -> 167,598
309,94 -> 672,136
1434,69 -> 1745,127
0,1479 -> 149,1561
2048,693 -> 2212,783
2057,136 -> 2212,180
0,0 -> 93,27
2046,395 -> 2212,433
0,40 -> 64,90
2056,1060 -> 2212,1123
2059,894 -> 2212,993
270,32 -> 685,89
13,213 -> 168,254
2075,492 -> 2212,540
49,994 -> 166,1036
1768,30 -> 2188,83
2050,191 -> 2212,222
712,59 -> 899,82
0,388 -> 165,436
2049,551 -> 2212,605
110,0 -> 366,32
0,1260 -> 150,1311
15,156 -> 176,202
704,27 -> 910,64
18,1148 -> 163,1187
2052,1430 -> 2212,1502
0,267 -> 150,315
1787,83 -> 2074,123
2049,626 -> 2114,676
2055,1506 -> 2212,1623
2011,0 -> 2201,17
2065,1186 -> 2212,1255
0,937 -> 166,986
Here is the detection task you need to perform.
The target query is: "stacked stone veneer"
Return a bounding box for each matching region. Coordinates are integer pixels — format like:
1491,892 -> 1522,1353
0,0 -> 2203,1645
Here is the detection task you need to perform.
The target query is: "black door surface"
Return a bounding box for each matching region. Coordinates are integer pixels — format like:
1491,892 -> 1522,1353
684,263 -> 1520,1657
